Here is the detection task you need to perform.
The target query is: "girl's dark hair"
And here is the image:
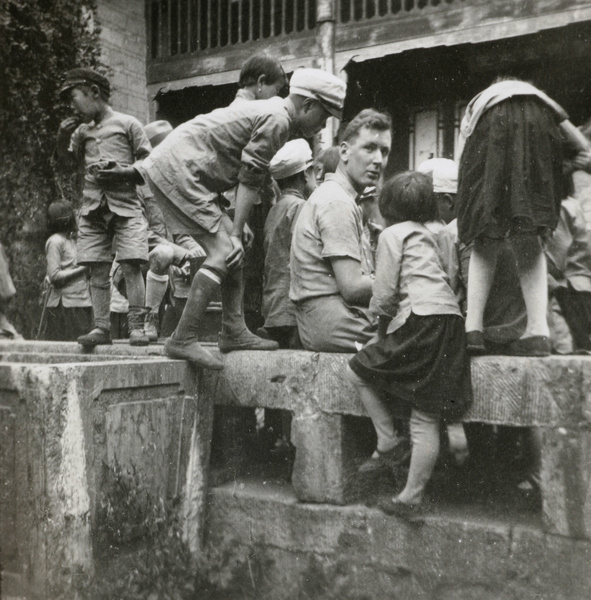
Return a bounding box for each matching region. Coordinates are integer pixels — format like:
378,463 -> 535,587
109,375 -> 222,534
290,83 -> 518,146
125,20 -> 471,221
379,171 -> 437,225
47,200 -> 77,235
239,54 -> 286,88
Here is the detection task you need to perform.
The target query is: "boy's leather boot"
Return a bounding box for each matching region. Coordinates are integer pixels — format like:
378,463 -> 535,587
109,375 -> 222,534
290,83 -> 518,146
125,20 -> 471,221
164,269 -> 224,370
128,306 -> 150,346
218,268 -> 279,352
144,310 -> 159,342
78,327 -> 112,347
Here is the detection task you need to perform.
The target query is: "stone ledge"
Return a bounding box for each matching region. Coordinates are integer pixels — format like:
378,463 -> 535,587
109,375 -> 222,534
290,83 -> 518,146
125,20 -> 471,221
206,480 -> 591,600
202,350 -> 591,428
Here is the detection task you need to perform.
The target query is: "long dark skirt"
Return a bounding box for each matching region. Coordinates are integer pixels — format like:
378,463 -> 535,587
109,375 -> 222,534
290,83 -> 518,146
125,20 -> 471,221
457,97 -> 565,244
349,313 -> 472,421
44,304 -> 93,341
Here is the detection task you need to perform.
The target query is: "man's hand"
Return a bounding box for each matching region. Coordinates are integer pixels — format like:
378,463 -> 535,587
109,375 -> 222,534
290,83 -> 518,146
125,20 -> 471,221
226,235 -> 245,271
95,165 -> 140,188
242,223 -> 255,251
57,117 -> 80,141
573,151 -> 591,173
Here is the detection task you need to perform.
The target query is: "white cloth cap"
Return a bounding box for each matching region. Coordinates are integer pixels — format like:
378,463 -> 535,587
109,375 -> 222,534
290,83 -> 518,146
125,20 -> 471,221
144,120 -> 173,147
289,68 -> 346,119
417,158 -> 458,194
270,139 -> 313,180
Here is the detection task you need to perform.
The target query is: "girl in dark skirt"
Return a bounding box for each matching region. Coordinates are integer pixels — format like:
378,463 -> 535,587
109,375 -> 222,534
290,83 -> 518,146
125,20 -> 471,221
43,201 -> 93,341
457,78 -> 588,356
348,172 -> 472,518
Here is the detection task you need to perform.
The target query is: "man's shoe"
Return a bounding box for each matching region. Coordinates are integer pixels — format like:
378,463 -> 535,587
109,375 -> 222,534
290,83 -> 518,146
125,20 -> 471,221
218,329 -> 279,353
129,329 -> 150,346
78,328 -> 112,347
144,312 -> 159,342
164,337 -> 224,370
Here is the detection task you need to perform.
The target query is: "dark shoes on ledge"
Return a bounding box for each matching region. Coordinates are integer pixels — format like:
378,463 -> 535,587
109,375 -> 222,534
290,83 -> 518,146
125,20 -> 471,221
78,328 -> 112,347
377,496 -> 425,520
218,330 -> 279,353
164,337 -> 224,370
466,331 -> 551,357
358,438 -> 411,474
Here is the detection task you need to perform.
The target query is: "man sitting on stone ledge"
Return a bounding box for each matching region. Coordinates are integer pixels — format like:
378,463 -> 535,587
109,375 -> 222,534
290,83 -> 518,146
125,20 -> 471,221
290,109 -> 392,352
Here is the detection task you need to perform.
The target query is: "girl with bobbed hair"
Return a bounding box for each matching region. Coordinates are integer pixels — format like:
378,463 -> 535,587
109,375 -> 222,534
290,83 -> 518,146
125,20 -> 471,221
348,171 -> 472,518
43,200 -> 92,340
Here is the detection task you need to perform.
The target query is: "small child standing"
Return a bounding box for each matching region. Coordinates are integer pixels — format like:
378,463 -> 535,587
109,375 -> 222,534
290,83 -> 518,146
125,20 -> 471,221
260,139 -> 316,348
55,68 -> 152,347
348,172 -> 472,518
43,201 -> 92,341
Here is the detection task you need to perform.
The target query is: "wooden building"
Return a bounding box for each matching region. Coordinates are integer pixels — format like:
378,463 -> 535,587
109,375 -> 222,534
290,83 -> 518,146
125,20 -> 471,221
143,0 -> 591,174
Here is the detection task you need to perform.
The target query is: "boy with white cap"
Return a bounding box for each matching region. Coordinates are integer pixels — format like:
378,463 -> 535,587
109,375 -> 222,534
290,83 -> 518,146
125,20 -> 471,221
260,139 -> 316,348
97,68 -> 346,369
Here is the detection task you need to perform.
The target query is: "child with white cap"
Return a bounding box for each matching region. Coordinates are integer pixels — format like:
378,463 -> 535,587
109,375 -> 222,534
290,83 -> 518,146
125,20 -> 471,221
259,139 -> 317,348
98,67 -> 347,369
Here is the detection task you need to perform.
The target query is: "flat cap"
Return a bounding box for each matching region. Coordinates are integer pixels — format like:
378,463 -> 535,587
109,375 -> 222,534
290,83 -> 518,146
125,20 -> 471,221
59,68 -> 110,96
289,68 -> 346,120
417,158 -> 458,194
270,139 -> 313,180
144,120 -> 173,147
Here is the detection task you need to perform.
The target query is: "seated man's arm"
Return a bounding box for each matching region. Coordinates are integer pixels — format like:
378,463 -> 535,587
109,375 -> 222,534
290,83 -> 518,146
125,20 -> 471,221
331,256 -> 373,306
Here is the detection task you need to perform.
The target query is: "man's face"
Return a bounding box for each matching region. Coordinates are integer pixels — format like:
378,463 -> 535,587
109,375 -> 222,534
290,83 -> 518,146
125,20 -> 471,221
297,99 -> 331,138
69,87 -> 99,123
341,127 -> 391,191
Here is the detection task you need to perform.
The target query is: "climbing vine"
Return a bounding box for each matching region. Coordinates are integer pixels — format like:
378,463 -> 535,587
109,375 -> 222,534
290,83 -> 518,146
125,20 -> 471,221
0,0 -> 103,336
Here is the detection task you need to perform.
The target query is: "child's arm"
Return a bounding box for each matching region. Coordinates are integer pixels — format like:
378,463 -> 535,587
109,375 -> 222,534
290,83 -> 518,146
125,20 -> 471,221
54,117 -> 80,170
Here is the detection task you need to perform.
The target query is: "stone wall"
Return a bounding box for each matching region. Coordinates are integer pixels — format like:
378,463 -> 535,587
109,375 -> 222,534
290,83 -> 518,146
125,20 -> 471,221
97,0 -> 149,123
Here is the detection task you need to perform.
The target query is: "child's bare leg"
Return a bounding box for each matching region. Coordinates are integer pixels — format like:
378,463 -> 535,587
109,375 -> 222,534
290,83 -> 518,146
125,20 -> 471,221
509,234 -> 549,338
146,244 -> 174,312
465,237 -> 501,333
396,409 -> 440,505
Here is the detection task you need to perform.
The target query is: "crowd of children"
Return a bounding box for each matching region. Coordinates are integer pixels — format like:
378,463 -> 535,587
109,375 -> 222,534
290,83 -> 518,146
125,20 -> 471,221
4,55 -> 591,519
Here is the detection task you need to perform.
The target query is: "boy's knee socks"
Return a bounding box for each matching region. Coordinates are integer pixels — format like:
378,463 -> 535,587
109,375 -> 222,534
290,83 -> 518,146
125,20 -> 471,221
173,268 -> 221,341
221,268 -> 246,335
90,269 -> 111,332
145,270 -> 169,313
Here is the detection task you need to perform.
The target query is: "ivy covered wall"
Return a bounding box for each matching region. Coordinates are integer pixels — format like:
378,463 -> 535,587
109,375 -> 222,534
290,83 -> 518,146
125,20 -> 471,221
0,0 -> 104,337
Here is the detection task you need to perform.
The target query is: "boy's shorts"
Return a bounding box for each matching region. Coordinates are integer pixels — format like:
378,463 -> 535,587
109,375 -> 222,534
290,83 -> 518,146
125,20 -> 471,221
77,204 -> 149,264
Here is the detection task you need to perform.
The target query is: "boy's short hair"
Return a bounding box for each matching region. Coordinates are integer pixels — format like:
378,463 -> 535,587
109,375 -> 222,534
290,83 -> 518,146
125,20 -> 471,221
316,146 -> 340,176
59,68 -> 110,99
239,54 -> 285,88
342,109 -> 392,143
379,171 -> 437,224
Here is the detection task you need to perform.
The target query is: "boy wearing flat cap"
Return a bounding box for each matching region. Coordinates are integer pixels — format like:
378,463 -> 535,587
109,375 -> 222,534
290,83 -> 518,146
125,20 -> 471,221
55,68 -> 152,347
259,139 -> 316,348
100,67 -> 346,369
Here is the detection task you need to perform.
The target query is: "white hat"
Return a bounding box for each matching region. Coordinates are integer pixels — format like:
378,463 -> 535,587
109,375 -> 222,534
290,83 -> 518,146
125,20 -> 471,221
145,120 -> 173,147
270,139 -> 313,180
417,158 -> 458,194
289,68 -> 346,120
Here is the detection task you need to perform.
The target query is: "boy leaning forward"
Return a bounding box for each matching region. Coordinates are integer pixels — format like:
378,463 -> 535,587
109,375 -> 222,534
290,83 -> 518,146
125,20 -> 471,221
55,68 -> 152,347
97,68 -> 346,369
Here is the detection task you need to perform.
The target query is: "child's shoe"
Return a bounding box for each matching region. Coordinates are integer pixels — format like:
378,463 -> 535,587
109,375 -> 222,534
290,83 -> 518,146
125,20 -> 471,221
164,336 -> 224,370
78,327 -> 112,347
144,311 -> 159,342
128,306 -> 150,346
218,329 -> 279,352
377,496 -> 425,520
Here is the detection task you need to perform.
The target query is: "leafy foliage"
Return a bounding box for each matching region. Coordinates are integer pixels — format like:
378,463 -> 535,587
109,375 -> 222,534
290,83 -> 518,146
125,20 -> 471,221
0,0 -> 103,336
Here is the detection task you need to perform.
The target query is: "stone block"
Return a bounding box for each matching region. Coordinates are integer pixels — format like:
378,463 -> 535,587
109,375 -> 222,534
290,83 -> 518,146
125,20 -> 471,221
540,426 -> 591,539
291,412 -> 367,504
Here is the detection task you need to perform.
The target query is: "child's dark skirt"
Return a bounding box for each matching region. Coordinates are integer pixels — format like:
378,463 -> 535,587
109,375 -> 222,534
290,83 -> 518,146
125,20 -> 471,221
349,313 -> 472,421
